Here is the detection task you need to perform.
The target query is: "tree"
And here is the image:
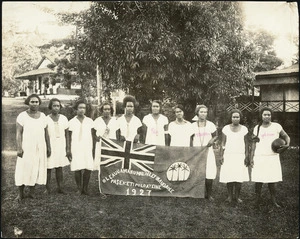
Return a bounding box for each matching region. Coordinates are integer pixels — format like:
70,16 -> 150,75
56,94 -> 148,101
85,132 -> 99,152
57,2 -> 255,119
39,37 -> 97,98
244,28 -> 283,72
2,23 -> 41,95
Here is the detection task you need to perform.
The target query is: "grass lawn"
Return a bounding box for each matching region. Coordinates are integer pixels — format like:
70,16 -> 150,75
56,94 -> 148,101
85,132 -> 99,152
1,98 -> 299,238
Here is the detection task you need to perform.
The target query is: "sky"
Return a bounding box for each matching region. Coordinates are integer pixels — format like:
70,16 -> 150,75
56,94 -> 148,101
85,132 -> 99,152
241,1 -> 298,66
2,1 -> 299,66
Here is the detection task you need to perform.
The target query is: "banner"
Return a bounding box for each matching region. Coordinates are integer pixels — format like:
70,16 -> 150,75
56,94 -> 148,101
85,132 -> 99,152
99,137 -> 208,198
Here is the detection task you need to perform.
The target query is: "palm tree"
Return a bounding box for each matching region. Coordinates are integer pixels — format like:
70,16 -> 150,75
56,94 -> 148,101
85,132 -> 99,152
176,163 -> 182,181
182,164 -> 190,180
168,164 -> 177,181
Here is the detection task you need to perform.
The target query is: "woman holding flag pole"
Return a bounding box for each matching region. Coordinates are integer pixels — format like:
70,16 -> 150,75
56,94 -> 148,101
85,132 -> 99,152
116,95 -> 143,143
93,102 -> 118,171
191,105 -> 218,201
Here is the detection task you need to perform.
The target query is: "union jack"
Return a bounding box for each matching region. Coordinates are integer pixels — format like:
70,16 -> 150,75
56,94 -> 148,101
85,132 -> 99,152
100,137 -> 156,172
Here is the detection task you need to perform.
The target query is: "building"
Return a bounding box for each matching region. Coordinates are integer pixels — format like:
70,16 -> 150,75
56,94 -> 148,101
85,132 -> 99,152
15,54 -> 57,95
254,64 -> 299,144
15,54 -> 80,96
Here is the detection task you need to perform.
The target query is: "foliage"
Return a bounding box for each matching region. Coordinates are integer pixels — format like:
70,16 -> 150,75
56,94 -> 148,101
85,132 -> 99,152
2,23 -> 41,95
56,2 -> 256,119
291,35 -> 299,64
39,37 -> 97,99
244,28 -> 283,72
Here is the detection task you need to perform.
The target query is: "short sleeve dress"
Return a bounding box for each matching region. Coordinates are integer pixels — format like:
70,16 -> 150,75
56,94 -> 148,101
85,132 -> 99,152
219,125 -> 249,183
46,114 -> 70,169
168,121 -> 193,147
68,116 -> 94,171
15,111 -> 48,186
116,115 -> 142,142
251,122 -> 283,183
191,120 -> 217,179
93,116 -> 118,170
142,114 -> 169,145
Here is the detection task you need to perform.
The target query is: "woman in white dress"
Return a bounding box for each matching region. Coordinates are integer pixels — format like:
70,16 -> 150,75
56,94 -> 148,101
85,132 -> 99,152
167,104 -> 193,147
93,102 -> 118,171
45,98 -> 70,194
142,100 -> 169,145
67,100 -> 94,195
191,105 -> 218,201
250,107 -> 290,208
219,109 -> 249,203
116,95 -> 142,143
15,94 -> 51,201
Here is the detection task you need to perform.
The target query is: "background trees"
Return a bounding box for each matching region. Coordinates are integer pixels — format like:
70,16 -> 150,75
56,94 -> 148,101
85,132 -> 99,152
39,38 -> 96,98
57,1 -> 256,119
244,28 -> 283,72
3,1 -> 291,119
2,23 -> 41,95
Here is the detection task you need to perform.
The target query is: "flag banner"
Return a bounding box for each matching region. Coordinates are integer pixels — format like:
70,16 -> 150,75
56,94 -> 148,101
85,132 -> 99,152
99,137 -> 208,198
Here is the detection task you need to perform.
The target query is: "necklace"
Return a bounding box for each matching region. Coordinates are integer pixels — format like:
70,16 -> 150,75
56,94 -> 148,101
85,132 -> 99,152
102,116 -> 111,137
102,116 -> 112,125
197,120 -> 206,146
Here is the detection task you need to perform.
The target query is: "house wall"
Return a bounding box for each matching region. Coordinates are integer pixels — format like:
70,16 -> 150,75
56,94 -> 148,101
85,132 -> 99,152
261,85 -> 283,101
255,75 -> 298,85
285,84 -> 299,100
260,84 -> 299,101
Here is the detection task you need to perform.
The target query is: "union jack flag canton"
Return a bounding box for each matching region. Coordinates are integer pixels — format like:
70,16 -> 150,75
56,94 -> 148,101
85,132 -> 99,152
100,137 -> 156,172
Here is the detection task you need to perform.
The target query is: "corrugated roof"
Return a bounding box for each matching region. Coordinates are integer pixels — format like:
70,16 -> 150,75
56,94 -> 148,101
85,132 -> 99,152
15,68 -> 56,79
255,64 -> 299,77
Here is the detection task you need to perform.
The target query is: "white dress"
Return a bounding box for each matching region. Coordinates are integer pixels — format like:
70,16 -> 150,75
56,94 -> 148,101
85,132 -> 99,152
168,121 -> 193,147
191,120 -> 217,179
219,125 -> 249,183
251,122 -> 283,183
68,116 -> 94,171
142,114 -> 168,145
46,114 -> 70,169
15,111 -> 48,186
93,116 -> 118,170
116,115 -> 142,142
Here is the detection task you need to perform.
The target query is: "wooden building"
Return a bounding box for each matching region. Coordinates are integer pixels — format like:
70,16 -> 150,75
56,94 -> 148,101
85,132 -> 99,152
15,55 -> 58,95
254,64 -> 299,144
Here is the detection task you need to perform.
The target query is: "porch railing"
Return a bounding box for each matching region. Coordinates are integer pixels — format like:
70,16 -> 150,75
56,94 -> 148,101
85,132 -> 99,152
226,100 -> 299,113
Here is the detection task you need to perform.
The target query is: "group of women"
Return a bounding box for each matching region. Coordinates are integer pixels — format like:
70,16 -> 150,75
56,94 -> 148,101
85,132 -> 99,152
15,94 -> 290,209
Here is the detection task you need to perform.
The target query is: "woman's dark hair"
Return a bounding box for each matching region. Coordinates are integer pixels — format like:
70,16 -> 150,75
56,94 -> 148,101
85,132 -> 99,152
259,107 -> 273,119
24,94 -> 42,105
174,104 -> 185,112
123,95 -> 137,108
74,99 -> 87,110
100,101 -> 114,115
48,98 -> 62,110
195,104 -> 208,115
253,107 -> 273,140
230,109 -> 243,119
150,100 -> 162,113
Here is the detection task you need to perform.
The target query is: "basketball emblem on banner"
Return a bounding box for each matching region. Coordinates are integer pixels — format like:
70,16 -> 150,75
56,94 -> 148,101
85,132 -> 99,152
167,162 -> 190,181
